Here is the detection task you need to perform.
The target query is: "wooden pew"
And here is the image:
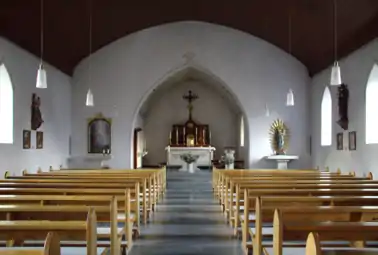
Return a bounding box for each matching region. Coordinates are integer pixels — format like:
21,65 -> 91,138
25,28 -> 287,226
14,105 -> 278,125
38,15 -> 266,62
10,173 -> 157,215
0,194 -> 140,236
230,181 -> 378,226
0,180 -> 146,225
0,208 -> 97,255
0,195 -> 132,255
306,232 -> 378,255
247,196 -> 378,255
0,232 -> 60,255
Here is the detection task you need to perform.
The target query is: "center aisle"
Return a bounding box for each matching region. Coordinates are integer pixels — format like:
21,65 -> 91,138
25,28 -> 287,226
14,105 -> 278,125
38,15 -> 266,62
129,170 -> 243,255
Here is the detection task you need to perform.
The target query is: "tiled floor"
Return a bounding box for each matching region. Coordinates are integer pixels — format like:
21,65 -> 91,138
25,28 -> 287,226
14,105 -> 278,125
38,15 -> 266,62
129,170 -> 244,255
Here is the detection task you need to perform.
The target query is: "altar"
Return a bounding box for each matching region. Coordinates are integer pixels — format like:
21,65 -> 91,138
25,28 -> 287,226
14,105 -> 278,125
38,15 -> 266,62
165,146 -> 215,168
165,90 -> 215,172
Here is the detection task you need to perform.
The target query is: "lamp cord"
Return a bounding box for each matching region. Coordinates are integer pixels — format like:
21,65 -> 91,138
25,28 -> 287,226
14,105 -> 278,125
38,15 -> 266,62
40,0 -> 44,63
88,0 -> 93,87
333,0 -> 338,61
288,0 -> 292,54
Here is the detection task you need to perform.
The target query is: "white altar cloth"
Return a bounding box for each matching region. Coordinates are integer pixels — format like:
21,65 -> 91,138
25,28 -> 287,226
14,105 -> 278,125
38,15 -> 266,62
165,146 -> 216,170
265,155 -> 299,169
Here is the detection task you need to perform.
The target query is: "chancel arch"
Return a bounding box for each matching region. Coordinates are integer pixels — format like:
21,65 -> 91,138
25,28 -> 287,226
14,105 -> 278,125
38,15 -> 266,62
132,66 -> 249,168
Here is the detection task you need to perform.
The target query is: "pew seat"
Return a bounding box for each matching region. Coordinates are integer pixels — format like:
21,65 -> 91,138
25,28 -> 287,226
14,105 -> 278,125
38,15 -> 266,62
0,232 -> 60,255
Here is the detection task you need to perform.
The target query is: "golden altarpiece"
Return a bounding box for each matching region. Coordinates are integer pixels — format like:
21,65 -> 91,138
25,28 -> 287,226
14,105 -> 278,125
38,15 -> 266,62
165,90 -> 215,170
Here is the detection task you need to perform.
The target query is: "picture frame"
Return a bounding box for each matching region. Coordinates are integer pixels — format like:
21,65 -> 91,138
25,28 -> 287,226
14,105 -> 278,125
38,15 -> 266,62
36,131 -> 43,149
349,131 -> 356,151
23,130 -> 31,149
87,113 -> 112,154
336,132 -> 343,150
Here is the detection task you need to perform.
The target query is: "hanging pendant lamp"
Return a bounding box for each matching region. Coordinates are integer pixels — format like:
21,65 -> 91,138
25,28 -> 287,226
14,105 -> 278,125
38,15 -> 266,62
86,89 -> 94,107
286,89 -> 294,106
36,63 -> 47,89
330,0 -> 342,86
36,0 -> 47,89
330,61 -> 342,85
265,103 -> 270,117
86,0 -> 94,106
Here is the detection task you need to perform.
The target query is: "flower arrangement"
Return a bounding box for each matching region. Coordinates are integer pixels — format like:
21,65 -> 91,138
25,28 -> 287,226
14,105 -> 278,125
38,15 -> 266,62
180,153 -> 199,164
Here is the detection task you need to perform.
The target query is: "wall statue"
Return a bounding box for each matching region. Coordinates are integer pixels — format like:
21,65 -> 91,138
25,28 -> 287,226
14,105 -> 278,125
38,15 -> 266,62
31,93 -> 43,130
337,84 -> 349,130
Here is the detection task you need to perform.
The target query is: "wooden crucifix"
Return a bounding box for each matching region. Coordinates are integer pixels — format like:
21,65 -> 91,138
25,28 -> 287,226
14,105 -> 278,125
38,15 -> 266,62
182,90 -> 198,120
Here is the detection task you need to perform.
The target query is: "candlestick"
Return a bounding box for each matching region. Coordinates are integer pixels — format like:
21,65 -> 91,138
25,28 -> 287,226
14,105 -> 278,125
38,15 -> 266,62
183,127 -> 186,145
176,127 -> 179,145
209,131 -> 211,144
169,131 -> 172,145
203,129 -> 205,145
195,127 -> 198,145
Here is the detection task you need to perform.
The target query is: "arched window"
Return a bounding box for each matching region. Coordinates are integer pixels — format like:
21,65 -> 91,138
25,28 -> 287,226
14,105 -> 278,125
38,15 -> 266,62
240,115 -> 244,147
0,63 -> 14,144
321,86 -> 332,146
366,64 -> 378,144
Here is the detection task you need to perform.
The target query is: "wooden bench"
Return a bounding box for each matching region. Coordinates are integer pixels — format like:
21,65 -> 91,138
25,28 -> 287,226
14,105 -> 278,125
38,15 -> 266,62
0,232 -> 60,255
306,231 -> 378,255
245,196 -> 378,255
0,208 -> 97,255
0,180 -> 146,225
0,193 -> 140,236
10,172 -> 160,216
0,194 -> 131,255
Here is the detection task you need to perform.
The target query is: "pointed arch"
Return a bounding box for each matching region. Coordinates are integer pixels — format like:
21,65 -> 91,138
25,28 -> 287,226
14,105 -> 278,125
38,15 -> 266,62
366,64 -> 378,144
0,63 -> 13,144
321,86 -> 332,146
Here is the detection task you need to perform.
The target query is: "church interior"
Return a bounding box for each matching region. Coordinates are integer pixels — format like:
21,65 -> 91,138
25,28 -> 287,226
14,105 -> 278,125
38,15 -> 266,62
0,0 -> 378,254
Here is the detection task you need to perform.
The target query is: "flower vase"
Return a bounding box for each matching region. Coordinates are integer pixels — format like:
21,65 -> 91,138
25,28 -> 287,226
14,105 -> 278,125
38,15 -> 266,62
225,163 -> 234,170
188,163 -> 194,173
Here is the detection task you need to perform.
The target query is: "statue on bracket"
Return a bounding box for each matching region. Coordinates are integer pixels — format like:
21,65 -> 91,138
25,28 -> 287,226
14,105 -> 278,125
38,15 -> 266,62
337,84 -> 349,130
31,93 -> 43,130
87,113 -> 112,154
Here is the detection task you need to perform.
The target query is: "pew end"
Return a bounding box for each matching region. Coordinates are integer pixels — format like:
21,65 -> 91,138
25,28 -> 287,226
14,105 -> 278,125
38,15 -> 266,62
306,232 -> 321,255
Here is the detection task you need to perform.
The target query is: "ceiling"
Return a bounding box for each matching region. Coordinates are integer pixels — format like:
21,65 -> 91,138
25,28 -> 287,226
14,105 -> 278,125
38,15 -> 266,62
0,0 -> 377,76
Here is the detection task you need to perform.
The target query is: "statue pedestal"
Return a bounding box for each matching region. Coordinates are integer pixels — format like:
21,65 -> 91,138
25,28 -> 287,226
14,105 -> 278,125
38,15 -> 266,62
265,155 -> 299,169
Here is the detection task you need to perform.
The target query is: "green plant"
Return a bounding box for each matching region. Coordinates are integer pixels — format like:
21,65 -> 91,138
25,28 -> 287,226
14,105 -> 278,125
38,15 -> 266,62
180,153 -> 199,164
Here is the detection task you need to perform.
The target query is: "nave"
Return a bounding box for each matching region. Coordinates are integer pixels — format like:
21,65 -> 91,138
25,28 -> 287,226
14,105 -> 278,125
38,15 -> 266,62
130,170 -> 242,255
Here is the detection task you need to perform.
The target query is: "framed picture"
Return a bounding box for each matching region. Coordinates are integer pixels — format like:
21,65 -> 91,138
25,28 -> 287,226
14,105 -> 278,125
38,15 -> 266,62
23,130 -> 31,149
336,132 -> 343,150
36,131 -> 43,149
349,131 -> 356,150
88,113 -> 112,154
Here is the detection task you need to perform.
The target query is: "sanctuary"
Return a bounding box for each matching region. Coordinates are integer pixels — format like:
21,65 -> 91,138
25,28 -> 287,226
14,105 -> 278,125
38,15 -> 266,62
165,90 -> 215,171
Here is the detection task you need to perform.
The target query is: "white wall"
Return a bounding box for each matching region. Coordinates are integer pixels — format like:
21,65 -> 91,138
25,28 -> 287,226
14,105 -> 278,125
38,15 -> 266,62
311,38 -> 378,177
71,21 -> 311,169
142,79 -> 239,165
0,37 -> 72,176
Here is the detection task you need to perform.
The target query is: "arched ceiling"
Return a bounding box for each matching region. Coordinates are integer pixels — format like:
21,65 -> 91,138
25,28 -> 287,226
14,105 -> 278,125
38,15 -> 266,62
1,0 -> 377,76
139,67 -> 241,118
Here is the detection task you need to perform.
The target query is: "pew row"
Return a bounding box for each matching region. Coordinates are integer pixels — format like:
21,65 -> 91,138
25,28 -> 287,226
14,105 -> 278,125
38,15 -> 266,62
0,232 -> 60,255
244,196 -> 378,255
0,208 -> 97,255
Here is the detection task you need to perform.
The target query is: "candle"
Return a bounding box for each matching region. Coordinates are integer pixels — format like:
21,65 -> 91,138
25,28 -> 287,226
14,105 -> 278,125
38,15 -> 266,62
169,131 -> 172,145
209,131 -> 211,144
183,127 -> 186,145
176,128 -> 179,145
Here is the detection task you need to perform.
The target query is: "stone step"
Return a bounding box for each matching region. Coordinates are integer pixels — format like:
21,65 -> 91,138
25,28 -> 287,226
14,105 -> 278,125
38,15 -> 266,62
156,204 -> 220,212
159,198 -> 219,205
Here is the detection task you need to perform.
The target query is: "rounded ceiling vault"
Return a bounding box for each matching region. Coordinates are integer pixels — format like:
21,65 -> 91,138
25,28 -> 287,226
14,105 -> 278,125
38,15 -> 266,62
0,0 -> 377,76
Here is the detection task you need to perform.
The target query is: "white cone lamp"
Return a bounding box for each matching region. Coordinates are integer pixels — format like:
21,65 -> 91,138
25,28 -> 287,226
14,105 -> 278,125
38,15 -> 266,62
36,63 -> 47,89
286,89 -> 294,106
86,89 -> 94,107
265,103 -> 270,117
330,61 -> 342,86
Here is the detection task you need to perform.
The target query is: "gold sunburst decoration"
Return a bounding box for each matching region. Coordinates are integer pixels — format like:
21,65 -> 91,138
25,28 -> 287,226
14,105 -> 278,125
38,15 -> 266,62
269,119 -> 290,155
